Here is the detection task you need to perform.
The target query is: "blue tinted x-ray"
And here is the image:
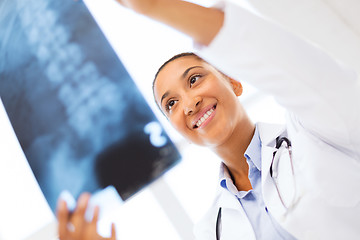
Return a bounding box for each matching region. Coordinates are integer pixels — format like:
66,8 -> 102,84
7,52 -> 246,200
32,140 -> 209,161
0,0 -> 180,211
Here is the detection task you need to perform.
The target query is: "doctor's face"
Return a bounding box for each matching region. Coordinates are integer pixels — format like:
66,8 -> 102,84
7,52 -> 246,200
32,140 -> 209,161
154,55 -> 245,147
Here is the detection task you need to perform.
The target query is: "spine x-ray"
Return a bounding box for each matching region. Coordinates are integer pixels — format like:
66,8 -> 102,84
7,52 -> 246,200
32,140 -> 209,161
0,0 -> 181,211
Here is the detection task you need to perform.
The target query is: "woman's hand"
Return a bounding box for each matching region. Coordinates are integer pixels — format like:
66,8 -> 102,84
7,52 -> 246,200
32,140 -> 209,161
115,0 -> 224,46
115,0 -> 159,15
57,193 -> 116,240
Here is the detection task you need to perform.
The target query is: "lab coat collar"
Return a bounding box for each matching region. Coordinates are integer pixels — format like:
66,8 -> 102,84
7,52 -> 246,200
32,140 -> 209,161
257,122 -> 286,177
217,185 -> 243,210
258,122 -> 289,216
257,122 -> 286,147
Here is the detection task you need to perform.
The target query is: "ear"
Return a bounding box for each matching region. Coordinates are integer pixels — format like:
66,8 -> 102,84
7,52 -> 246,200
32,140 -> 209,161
230,78 -> 243,96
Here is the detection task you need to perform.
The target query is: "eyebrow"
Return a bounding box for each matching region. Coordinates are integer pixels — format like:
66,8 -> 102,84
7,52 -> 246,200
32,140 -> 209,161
160,66 -> 203,106
182,66 -> 203,79
160,91 -> 169,106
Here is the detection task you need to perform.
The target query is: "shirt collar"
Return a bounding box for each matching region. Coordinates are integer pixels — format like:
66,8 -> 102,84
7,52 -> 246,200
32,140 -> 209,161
244,124 -> 262,171
219,163 -> 239,194
219,162 -> 252,198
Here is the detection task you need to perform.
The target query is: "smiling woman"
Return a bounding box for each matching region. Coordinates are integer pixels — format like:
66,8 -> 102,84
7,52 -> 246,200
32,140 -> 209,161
153,52 -> 255,202
153,53 -> 252,151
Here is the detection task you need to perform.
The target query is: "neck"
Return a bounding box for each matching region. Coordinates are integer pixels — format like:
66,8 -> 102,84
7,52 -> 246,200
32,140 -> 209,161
212,114 -> 255,191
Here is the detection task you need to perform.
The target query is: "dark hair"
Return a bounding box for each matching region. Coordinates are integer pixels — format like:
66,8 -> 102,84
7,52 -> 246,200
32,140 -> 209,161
152,52 -> 203,112
154,52 -> 202,81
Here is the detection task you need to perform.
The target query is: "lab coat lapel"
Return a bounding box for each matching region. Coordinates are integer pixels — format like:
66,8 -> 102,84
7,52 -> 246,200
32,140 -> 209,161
257,122 -> 286,173
258,123 -> 288,217
217,188 -> 256,240
217,187 -> 241,209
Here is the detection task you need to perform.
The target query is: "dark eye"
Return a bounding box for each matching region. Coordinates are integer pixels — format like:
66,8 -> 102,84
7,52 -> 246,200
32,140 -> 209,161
165,99 -> 177,112
189,75 -> 201,87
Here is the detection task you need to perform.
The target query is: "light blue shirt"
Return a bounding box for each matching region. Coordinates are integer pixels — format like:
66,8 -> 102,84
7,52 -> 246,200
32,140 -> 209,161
220,125 -> 296,240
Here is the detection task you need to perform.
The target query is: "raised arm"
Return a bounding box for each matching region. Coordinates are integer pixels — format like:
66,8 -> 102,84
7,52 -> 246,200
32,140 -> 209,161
192,2 -> 360,158
116,0 -> 224,46
116,0 -> 360,158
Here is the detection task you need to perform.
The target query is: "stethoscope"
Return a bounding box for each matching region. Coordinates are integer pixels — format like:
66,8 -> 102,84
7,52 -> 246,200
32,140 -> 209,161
215,137 -> 295,240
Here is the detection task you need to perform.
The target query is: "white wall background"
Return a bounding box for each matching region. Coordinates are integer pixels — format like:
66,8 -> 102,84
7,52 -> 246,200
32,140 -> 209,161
0,0 -> 359,239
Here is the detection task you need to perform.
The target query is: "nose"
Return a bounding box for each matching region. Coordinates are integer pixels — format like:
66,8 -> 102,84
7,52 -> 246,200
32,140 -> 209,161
184,96 -> 202,116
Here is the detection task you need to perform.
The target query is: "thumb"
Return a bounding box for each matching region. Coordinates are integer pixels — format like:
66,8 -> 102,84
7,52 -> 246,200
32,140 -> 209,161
110,223 -> 117,240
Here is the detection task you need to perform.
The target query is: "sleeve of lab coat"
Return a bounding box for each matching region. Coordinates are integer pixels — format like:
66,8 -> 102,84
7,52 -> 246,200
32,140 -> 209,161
194,1 -> 360,160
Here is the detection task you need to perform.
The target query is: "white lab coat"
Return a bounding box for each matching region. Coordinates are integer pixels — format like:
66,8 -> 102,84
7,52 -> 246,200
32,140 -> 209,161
193,1 -> 360,239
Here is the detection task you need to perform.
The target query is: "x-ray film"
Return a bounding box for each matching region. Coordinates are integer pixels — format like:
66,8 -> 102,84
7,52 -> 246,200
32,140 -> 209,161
0,0 -> 181,211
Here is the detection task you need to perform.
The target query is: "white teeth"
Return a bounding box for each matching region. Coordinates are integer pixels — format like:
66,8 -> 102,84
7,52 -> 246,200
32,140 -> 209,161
195,107 -> 215,128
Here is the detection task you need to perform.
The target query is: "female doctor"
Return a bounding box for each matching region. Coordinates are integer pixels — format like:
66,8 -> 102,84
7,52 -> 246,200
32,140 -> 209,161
56,0 -> 360,239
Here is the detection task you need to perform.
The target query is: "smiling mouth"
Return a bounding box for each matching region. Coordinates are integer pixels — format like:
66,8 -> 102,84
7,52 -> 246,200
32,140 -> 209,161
193,104 -> 217,129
